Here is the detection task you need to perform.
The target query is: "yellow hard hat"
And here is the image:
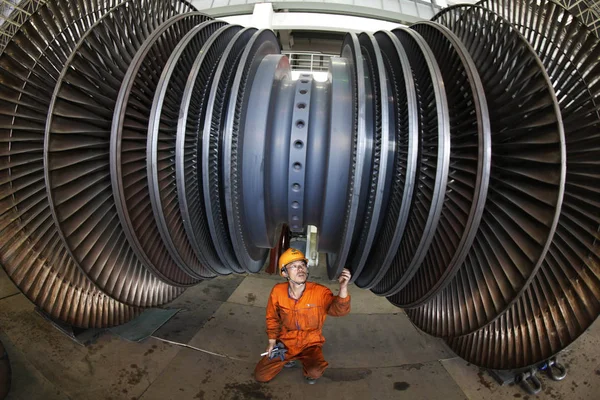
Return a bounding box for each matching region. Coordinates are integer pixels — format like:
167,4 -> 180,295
278,248 -> 307,275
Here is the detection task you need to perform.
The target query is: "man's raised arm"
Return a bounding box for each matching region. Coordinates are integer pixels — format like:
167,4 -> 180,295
326,268 -> 352,316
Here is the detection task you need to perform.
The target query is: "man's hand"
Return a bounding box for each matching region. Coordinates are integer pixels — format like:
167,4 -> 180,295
338,268 -> 351,298
338,268 -> 351,287
266,339 -> 277,358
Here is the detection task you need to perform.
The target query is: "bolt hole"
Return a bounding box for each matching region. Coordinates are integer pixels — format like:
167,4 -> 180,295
292,201 -> 300,209
300,89 -> 307,95
296,120 -> 305,129
292,215 -> 300,221
301,79 -> 309,83
292,183 -> 301,191
294,140 -> 304,149
297,103 -> 306,109
293,162 -> 302,171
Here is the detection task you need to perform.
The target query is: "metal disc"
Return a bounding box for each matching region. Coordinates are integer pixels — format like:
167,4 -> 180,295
176,24 -> 242,276
238,54 -> 292,250
110,13 -> 209,285
388,21 -> 491,307
354,31 -> 419,290
407,5 -> 566,337
223,29 -> 280,272
325,32 -> 366,280
345,32 -> 391,283
443,0 -> 600,369
318,55 -> 353,265
147,20 -> 226,279
202,27 -> 257,273
370,27 -> 450,296
0,0 -> 147,326
44,2 -> 192,308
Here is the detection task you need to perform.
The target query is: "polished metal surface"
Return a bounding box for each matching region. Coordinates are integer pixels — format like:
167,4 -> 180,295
345,32 -> 391,282
370,26 -> 450,297
109,13 -> 209,285
222,29 -> 280,273
0,0 -> 144,328
324,33 -> 366,281
175,23 -> 242,276
407,3 -> 566,338
443,0 -> 600,369
148,20 -> 226,279
354,30 -> 419,290
201,26 -> 261,274
0,0 -> 598,370
388,21 -> 491,308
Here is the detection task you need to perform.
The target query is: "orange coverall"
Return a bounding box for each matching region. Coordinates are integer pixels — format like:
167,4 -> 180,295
254,281 -> 351,382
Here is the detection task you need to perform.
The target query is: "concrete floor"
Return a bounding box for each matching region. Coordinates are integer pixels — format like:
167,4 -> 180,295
1,263 -> 599,400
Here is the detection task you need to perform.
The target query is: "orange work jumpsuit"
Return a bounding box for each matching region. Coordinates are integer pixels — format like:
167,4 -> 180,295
254,281 -> 351,382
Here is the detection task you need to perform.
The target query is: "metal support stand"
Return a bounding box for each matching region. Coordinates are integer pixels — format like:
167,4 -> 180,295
487,357 -> 567,395
305,225 -> 319,268
36,307 -> 181,344
35,308 -> 105,346
288,226 -> 320,268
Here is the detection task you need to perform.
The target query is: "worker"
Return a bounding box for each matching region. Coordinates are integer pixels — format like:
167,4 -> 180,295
254,247 -> 352,384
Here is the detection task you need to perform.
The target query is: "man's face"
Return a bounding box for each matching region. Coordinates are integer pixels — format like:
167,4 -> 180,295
284,260 -> 308,283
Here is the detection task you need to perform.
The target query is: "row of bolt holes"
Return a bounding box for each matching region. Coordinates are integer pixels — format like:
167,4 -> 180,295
291,78 -> 310,227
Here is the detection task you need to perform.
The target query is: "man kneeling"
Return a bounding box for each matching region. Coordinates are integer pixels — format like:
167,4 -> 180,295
254,248 -> 352,384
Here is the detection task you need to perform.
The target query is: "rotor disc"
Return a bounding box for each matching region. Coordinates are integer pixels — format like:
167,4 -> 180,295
223,29 -> 281,273
345,32 -> 390,283
370,27 -> 450,296
147,20 -> 226,279
354,30 -> 419,290
325,33 -> 365,280
443,0 -> 600,368
45,2 -> 194,307
202,27 -> 258,273
110,13 -> 210,285
0,0 -> 148,326
388,21 -> 491,307
407,5 -> 566,337
175,24 -> 243,276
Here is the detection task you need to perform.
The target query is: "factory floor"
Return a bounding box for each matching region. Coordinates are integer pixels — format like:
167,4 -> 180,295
1,261 -> 599,400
